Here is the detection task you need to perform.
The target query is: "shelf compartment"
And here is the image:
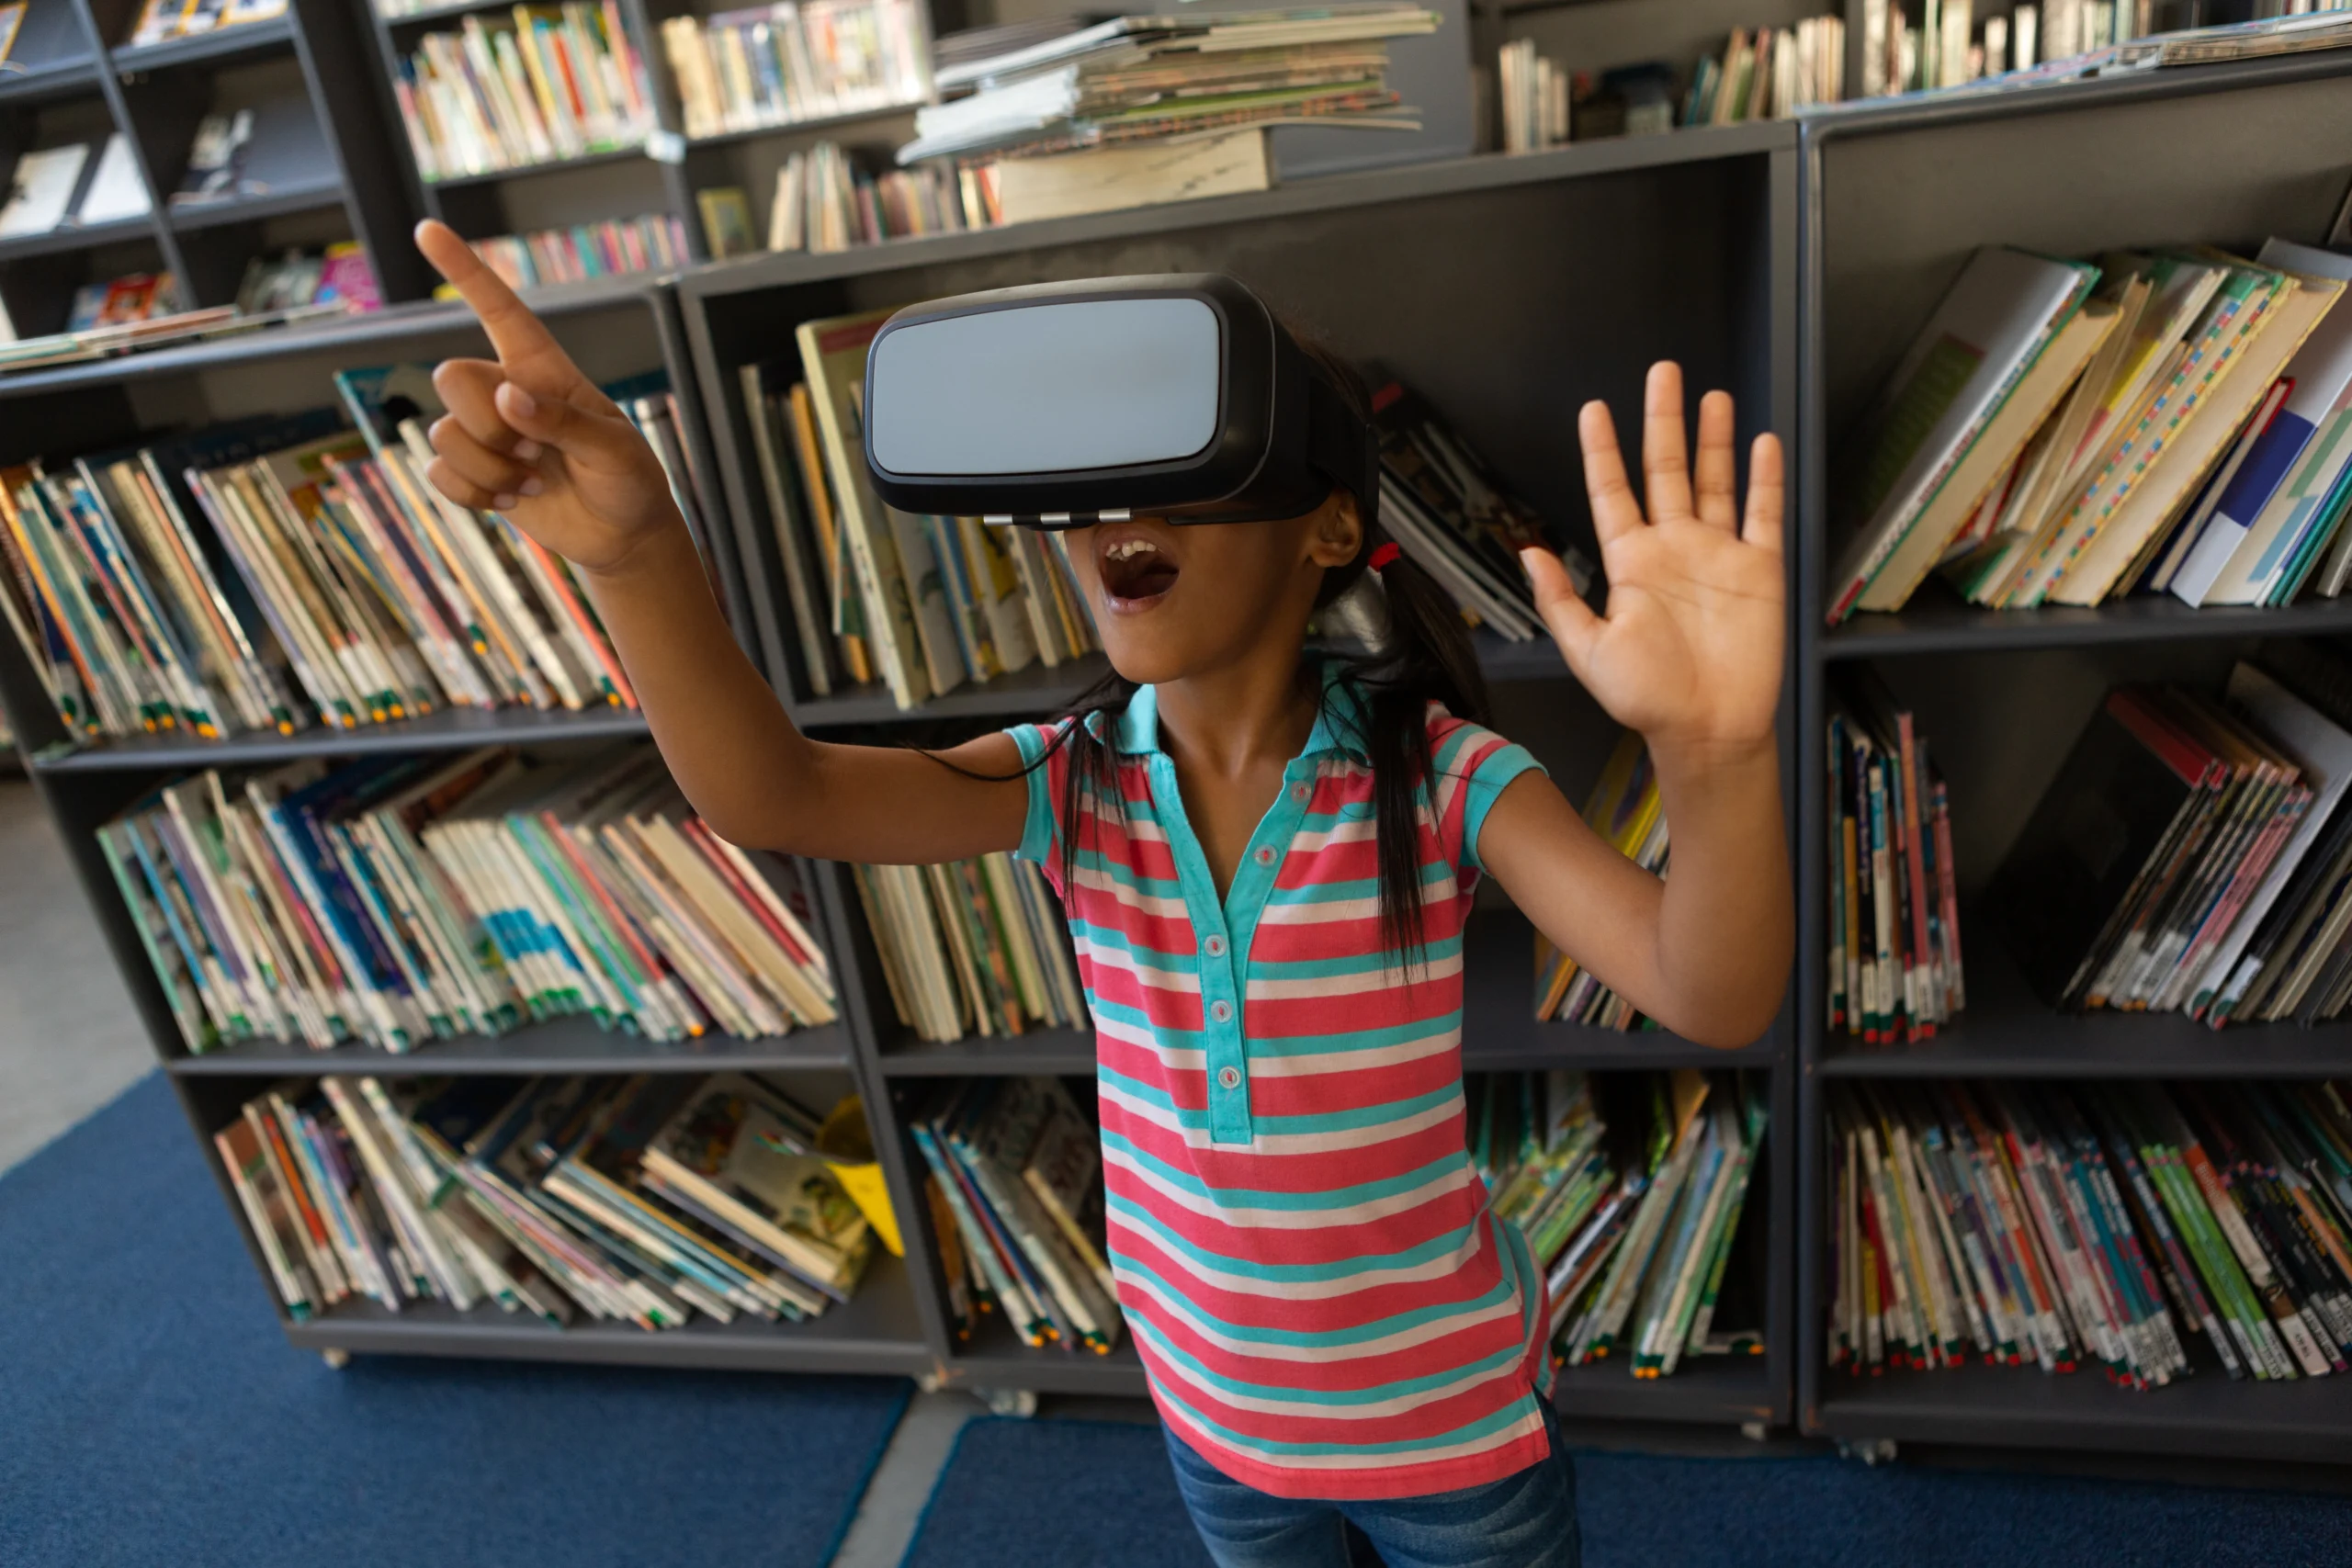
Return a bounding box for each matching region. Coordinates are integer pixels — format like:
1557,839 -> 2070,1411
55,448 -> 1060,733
1814,925 -> 2352,1079
31,702 -> 652,771
1811,1360 -> 2352,1463
167,176 -> 345,231
879,1027 -> 1094,1077
167,1016 -> 856,1075
0,212 -> 157,261
1821,583 -> 2352,662
110,17 -> 295,73
282,1247 -> 933,1373
424,142 -> 649,189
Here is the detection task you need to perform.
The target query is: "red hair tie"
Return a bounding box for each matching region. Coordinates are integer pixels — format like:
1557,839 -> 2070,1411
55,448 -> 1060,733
1367,542 -> 1401,574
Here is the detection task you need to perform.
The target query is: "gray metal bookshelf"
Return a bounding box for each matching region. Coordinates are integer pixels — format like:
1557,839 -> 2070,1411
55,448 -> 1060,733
1793,51 -> 2352,1465
674,118 -> 1803,1420
0,0 -> 431,333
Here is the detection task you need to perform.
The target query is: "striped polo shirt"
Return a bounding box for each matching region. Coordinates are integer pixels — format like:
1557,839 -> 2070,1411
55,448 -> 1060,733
1007,669 -> 1554,1500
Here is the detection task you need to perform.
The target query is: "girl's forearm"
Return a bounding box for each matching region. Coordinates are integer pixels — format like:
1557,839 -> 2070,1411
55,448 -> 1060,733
576,513 -> 828,843
1646,739 -> 1793,1046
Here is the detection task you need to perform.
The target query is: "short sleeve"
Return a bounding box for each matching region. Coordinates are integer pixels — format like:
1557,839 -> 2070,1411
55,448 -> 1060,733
1006,719 -> 1070,885
1430,714 -> 1546,877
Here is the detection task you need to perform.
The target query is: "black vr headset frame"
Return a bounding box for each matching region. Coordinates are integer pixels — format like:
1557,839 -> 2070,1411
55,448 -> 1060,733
860,274 -> 1381,533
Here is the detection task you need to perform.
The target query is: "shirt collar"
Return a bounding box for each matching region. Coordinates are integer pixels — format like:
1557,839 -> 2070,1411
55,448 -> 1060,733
1103,662 -> 1370,765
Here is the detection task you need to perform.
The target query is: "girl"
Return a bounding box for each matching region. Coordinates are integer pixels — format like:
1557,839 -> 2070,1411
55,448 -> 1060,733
412,220 -> 1790,1568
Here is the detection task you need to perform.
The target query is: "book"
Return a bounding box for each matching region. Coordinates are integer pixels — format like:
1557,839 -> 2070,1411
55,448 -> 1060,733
1679,16 -> 1845,124
1826,246 -> 2098,623
764,140 -> 978,254
853,852 -> 1086,1043
0,142 -> 89,237
174,111 -> 254,204
695,185 -> 755,257
1536,729 -> 1666,1029
74,134 -> 150,224
458,213 -> 690,292
1496,38 -> 1567,152
0,5 -> 24,62
992,125 -> 1271,226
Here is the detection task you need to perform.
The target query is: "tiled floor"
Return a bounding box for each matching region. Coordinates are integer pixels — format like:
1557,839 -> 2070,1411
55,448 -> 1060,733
0,778 -> 153,1177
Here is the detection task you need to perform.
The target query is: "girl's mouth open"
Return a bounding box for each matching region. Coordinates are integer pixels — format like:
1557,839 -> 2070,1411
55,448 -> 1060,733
1097,531 -> 1181,611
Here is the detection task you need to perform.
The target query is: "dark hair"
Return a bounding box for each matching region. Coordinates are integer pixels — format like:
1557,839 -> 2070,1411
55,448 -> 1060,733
1006,335 -> 1490,973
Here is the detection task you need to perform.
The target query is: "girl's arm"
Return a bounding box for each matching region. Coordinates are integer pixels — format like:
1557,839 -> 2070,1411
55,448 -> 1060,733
1477,363 -> 1792,1049
413,220 -> 1025,863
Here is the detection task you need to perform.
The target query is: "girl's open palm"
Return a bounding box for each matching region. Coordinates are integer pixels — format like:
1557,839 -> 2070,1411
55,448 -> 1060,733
1522,362 -> 1784,762
413,220 -> 682,574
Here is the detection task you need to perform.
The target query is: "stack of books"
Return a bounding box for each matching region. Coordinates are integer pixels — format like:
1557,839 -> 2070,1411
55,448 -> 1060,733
659,0 -> 929,140
740,311 -> 1103,709
852,852 -> 1086,1044
899,6 -> 1438,223
468,214 -> 692,290
1679,15 -> 1847,124
1826,670 -> 1965,1047
1829,1078 -> 2352,1385
236,246 -> 380,316
1483,1069 -> 1769,1375
1827,238 -> 2352,620
762,141 -> 980,253
125,0 -> 284,47
1994,650 -> 2352,1030
393,6 -> 655,181
910,1077 -> 1121,1353
219,1072 -> 875,1326
1369,379 -> 1594,644
101,743 -> 838,1056
1536,733 -> 1667,1029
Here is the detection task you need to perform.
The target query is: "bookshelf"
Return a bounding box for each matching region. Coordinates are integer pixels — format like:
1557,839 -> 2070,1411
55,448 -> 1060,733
1794,51 -> 2352,1464
0,0 -> 431,335
674,118 -> 1803,1418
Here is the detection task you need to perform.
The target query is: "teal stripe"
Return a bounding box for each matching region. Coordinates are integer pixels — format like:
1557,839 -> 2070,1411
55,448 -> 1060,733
1102,1133 -> 1470,1213
1109,1193 -> 1481,1284
1069,919 -> 1199,971
1249,1083 -> 1460,1136
1114,1255 -> 1518,1348
1153,1378 -> 1542,1460
1131,1314 -> 1531,1409
1249,934 -> 1464,982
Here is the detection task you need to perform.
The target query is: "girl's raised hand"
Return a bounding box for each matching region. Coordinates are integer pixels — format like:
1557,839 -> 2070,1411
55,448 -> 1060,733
413,219 -> 684,575
1521,361 -> 1784,766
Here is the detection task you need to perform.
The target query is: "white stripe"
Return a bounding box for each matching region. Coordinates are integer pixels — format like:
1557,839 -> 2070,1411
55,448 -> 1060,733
1112,1220 -> 1488,1302
1099,1079 -> 1461,1155
1246,951 -> 1462,999
1071,933 -> 1198,995
1242,1027 -> 1457,1077
1157,1382 -> 1546,1465
1114,1268 -> 1528,1365
1136,1320 -> 1530,1421
1102,1144 -> 1478,1229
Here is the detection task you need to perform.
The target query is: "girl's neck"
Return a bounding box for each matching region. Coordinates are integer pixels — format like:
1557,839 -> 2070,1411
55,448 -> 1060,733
1151,637 -> 1319,784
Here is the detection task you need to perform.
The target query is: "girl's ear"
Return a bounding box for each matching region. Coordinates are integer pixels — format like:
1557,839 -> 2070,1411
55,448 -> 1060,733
1305,487 -> 1363,569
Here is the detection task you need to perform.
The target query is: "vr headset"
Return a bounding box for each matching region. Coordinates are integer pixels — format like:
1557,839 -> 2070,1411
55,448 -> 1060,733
862,274 -> 1380,533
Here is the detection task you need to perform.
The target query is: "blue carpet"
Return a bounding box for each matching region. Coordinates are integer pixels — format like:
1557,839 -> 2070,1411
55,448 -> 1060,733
0,1074 -> 912,1568
905,1416 -> 2352,1568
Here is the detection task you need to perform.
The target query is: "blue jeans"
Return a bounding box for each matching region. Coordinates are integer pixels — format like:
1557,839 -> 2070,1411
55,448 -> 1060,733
1161,1398 -> 1581,1568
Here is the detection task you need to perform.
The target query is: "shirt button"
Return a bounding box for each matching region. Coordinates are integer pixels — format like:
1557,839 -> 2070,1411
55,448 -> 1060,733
1210,999 -> 1232,1023
1254,846 -> 1276,866
1204,935 -> 1226,956
1291,784 -> 1310,804
1217,1066 -> 1241,1090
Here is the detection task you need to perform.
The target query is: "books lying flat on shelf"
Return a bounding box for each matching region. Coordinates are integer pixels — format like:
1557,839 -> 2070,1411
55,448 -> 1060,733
1536,731 -> 1666,1030
174,110 -> 254,205
899,5 -> 1439,165
1496,38 -> 1566,153
100,743 -> 838,1055
219,1073 -> 873,1325
0,143 -> 90,237
1827,670 -> 1965,1046
467,213 -> 691,290
394,6 -> 655,181
1829,1077 -> 2352,1386
659,0 -> 929,141
763,310 -> 1102,707
1679,15 -> 1846,125
1832,234 -> 2352,619
1482,1069 -> 1768,1374
854,852 -> 1086,1043
127,0 -> 285,49
1370,378 -> 1594,642
66,273 -> 188,331
991,124 -> 1269,225
1991,653 -> 2352,1027
911,1077 -> 1121,1352
763,140 -> 980,253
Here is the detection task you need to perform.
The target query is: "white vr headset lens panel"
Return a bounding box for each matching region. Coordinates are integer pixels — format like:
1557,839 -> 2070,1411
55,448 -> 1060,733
865,297 -> 1225,477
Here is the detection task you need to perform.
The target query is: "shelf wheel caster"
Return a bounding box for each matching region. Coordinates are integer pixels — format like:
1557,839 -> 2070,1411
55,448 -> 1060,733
321,1348 -> 350,1371
1838,1438 -> 1896,1466
977,1387 -> 1038,1418
1739,1421 -> 1768,1442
